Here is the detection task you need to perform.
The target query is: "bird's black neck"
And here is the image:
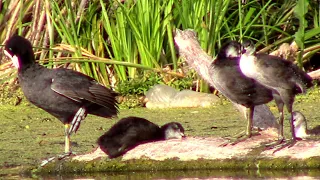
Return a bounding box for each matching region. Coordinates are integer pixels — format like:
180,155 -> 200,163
16,48 -> 37,71
18,62 -> 44,76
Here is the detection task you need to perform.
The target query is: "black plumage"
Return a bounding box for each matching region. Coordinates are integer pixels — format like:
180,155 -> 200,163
209,41 -> 275,142
97,116 -> 185,158
240,40 -> 313,145
4,35 -> 119,154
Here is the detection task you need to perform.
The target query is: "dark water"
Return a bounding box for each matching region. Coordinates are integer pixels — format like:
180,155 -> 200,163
24,169 -> 320,179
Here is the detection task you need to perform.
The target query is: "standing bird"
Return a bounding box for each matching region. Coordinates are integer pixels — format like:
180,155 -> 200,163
97,116 -> 185,158
240,40 -> 313,147
209,41 -> 278,144
4,35 -> 119,157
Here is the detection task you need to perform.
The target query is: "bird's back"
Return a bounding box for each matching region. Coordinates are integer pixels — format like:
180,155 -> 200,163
18,65 -> 78,122
18,65 -> 118,124
254,53 -> 313,94
210,57 -> 273,107
97,117 -> 161,158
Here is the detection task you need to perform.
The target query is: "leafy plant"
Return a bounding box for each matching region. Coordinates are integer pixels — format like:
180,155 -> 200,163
116,72 -> 163,96
0,0 -> 320,94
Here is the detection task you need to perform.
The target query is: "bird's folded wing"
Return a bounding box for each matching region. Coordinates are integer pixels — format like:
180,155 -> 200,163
51,78 -> 117,108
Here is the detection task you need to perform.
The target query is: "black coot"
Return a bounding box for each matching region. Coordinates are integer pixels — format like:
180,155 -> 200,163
209,41 -> 277,144
240,40 -> 313,146
4,35 -> 119,155
97,116 -> 185,158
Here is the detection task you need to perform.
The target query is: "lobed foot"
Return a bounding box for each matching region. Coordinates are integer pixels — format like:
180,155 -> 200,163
264,139 -> 297,154
220,130 -> 261,146
40,151 -> 76,167
264,137 -> 285,148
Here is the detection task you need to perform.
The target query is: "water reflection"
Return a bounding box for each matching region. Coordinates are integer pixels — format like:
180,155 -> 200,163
34,169 -> 320,179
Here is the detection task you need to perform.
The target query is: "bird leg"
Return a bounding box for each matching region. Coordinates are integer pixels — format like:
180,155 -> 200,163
40,124 -> 76,167
277,111 -> 285,142
265,111 -> 285,148
69,107 -> 87,135
41,107 -> 87,166
289,112 -> 297,142
220,107 -> 260,146
265,100 -> 298,153
264,113 -> 286,149
264,95 -> 286,148
62,123 -> 77,157
65,124 -> 71,153
274,95 -> 285,143
271,111 -> 298,151
246,107 -> 254,137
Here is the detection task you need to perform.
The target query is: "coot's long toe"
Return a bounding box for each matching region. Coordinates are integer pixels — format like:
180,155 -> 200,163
240,40 -> 313,148
4,35 -> 119,158
97,116 -> 185,158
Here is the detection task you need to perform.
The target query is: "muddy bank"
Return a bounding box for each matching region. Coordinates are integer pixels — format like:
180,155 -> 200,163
31,129 -> 320,174
72,129 -> 320,162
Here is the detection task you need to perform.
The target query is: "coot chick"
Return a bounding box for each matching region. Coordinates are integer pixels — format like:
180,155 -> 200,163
4,35 -> 119,156
293,111 -> 320,139
209,41 -> 276,144
97,116 -> 185,158
240,40 -> 313,146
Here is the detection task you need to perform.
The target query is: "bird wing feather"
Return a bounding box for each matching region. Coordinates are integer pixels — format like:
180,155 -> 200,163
50,69 -> 117,108
211,58 -> 272,106
50,80 -> 84,102
255,54 -> 312,92
255,54 -> 294,79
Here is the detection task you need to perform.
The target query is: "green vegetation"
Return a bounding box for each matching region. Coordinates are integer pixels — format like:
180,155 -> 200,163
1,0 -> 319,93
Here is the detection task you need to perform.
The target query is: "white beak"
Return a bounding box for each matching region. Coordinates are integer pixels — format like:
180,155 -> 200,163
4,50 -> 19,69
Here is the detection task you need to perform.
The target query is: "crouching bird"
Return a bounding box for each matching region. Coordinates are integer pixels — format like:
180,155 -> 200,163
98,116 -> 185,158
293,111 -> 320,139
240,40 -> 313,149
4,35 -> 119,163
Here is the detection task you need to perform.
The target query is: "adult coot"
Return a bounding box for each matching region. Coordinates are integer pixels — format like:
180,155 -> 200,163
209,41 -> 278,145
4,35 -> 119,156
240,40 -> 313,146
97,116 -> 185,158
